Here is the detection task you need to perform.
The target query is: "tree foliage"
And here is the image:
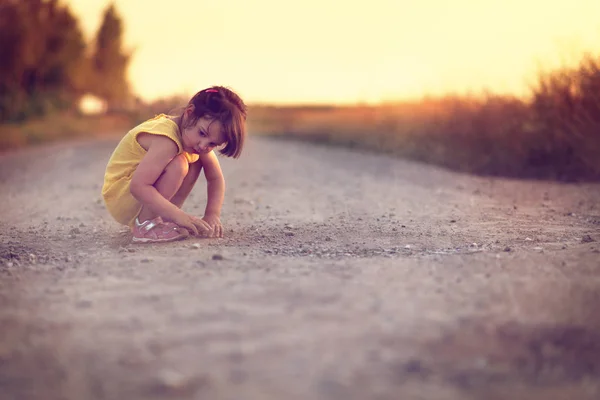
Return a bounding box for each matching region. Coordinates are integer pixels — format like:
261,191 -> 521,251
0,0 -> 131,122
90,3 -> 131,104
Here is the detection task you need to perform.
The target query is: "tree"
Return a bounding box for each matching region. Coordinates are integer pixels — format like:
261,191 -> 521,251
90,3 -> 131,106
0,0 -> 87,121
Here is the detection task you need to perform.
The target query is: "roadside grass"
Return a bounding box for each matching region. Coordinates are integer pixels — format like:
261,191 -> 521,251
247,94 -> 600,182
0,112 -> 141,152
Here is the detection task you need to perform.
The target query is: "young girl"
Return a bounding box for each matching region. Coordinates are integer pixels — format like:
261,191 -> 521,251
102,86 -> 247,243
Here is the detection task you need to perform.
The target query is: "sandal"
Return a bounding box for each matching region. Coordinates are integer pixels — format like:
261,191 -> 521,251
131,217 -> 189,244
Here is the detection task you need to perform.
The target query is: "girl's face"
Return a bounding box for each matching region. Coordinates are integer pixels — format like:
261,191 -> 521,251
181,111 -> 226,155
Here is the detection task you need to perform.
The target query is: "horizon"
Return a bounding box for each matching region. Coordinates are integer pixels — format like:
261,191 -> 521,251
67,0 -> 600,105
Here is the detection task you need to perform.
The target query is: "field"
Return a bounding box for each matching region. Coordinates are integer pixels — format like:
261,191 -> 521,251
3,56 -> 600,182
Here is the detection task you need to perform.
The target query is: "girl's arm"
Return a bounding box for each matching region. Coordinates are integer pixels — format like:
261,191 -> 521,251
198,151 -> 225,237
130,135 -> 199,229
199,150 -> 225,217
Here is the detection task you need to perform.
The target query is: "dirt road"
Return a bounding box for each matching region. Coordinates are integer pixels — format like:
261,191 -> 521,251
1,135 -> 599,400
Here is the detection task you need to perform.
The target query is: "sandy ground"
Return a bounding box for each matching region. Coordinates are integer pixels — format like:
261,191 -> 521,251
1,134 -> 599,400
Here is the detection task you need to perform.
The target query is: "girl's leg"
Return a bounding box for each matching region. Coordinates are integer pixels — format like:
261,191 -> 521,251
170,160 -> 203,208
137,154 -> 189,222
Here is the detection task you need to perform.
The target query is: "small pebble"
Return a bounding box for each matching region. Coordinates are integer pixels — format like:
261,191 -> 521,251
76,300 -> 93,308
581,235 -> 595,243
155,369 -> 187,391
212,254 -> 224,260
190,243 -> 201,249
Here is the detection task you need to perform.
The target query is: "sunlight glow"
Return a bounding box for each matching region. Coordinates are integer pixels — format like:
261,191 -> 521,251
67,0 -> 600,104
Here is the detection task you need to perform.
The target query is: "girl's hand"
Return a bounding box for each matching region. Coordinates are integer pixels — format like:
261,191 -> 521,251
190,215 -> 214,237
170,212 -> 212,236
203,213 -> 223,238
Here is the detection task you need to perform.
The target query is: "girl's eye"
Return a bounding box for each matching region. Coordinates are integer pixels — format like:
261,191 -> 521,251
199,131 -> 207,137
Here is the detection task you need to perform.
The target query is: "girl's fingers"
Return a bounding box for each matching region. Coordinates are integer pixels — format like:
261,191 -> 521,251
186,223 -> 199,236
193,219 -> 211,234
190,217 -> 204,228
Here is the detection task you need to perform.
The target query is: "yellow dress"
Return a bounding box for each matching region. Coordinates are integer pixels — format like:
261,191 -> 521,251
101,114 -> 200,227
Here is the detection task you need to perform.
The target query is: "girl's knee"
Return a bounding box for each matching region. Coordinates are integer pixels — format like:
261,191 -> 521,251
164,154 -> 189,178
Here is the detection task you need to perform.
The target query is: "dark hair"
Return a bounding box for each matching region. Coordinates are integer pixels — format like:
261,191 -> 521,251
182,86 -> 247,158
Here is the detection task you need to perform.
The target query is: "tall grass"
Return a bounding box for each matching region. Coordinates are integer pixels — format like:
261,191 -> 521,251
249,56 -> 600,182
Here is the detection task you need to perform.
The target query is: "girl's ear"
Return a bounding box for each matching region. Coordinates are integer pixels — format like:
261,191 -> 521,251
181,104 -> 195,126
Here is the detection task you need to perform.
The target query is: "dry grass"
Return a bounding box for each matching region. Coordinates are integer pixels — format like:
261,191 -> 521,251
248,91 -> 600,182
0,112 -> 140,153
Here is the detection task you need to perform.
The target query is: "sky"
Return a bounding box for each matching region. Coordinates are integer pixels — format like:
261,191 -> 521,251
67,0 -> 600,105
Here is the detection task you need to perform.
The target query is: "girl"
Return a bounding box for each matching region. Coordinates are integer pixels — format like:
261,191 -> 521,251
102,86 -> 247,243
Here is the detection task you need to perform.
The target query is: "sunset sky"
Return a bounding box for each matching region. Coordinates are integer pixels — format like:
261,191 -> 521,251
67,0 -> 600,105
